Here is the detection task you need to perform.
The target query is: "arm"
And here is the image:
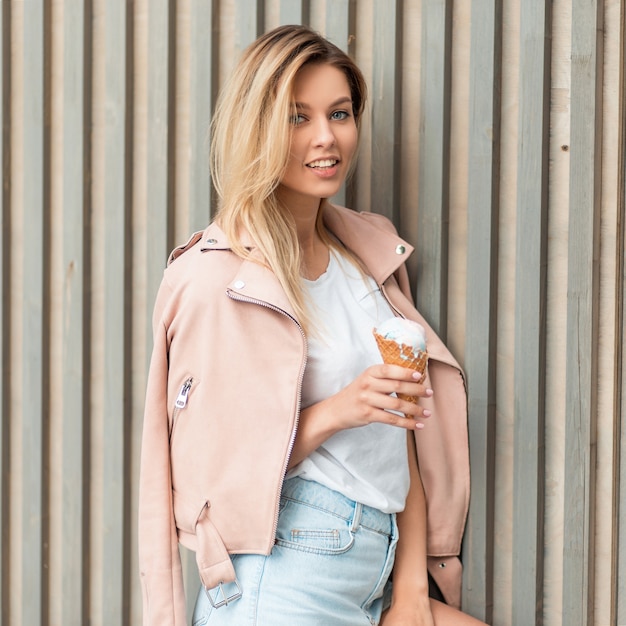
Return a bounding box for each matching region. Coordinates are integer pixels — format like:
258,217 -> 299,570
382,434 -> 488,626
138,282 -> 187,626
287,364 -> 431,469
380,432 -> 434,626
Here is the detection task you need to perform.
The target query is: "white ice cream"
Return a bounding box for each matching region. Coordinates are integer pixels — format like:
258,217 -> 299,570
374,317 -> 427,352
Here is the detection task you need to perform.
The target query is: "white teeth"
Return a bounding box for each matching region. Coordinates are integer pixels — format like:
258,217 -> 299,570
308,159 -> 337,168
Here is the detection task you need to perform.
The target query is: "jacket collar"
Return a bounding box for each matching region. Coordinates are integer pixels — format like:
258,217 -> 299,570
198,202 -> 413,285
320,201 -> 413,284
196,203 -> 414,321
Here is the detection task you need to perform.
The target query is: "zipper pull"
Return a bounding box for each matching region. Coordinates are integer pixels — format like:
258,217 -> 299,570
175,379 -> 192,409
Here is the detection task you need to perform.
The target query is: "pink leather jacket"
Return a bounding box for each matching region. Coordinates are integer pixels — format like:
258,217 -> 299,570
138,203 -> 470,625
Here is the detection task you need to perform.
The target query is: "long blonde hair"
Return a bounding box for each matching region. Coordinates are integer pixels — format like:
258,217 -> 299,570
210,25 -> 367,333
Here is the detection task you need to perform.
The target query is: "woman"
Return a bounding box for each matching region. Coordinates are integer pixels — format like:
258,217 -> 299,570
139,25 -> 485,626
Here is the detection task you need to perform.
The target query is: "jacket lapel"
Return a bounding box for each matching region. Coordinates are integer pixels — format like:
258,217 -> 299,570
322,202 -> 413,285
199,222 -> 299,320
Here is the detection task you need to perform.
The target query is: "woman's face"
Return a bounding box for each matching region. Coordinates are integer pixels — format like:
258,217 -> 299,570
277,63 -> 358,211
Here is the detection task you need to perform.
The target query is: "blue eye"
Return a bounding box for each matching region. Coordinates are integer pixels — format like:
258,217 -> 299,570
290,113 -> 307,126
331,110 -> 350,121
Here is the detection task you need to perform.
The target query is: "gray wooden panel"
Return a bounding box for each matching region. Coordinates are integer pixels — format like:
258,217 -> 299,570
20,4 -> 45,624
60,3 -> 86,623
562,0 -> 603,622
325,0 -> 354,208
146,0 -> 172,340
279,0 -> 309,26
617,157 -> 626,625
0,2 -> 8,622
234,0 -> 264,53
415,0 -> 452,338
511,4 -> 551,624
370,0 -> 402,223
188,0 -> 218,231
324,0 -> 354,52
101,2 -> 129,623
615,20 -> 625,622
461,0 -> 501,622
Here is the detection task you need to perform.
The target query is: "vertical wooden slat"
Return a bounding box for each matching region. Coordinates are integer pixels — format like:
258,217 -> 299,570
461,0 -> 501,622
511,3 -> 551,624
614,4 -> 625,622
370,0 -> 402,222
562,0 -> 603,622
415,0 -> 452,337
82,2 -> 94,622
98,1 -> 130,623
188,0 -> 218,231
325,0 -> 354,208
611,3 -> 626,624
146,0 -> 172,340
234,0 -> 264,53
60,2 -> 86,623
20,3 -> 46,623
325,0 -> 353,52
279,0 -> 309,26
0,2 -> 9,622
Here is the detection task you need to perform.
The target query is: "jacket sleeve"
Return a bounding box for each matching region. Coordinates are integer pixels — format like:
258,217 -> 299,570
138,278 -> 187,625
362,212 -> 470,609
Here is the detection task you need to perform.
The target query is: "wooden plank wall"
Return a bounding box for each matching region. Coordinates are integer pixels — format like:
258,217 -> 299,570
0,1 -> 624,624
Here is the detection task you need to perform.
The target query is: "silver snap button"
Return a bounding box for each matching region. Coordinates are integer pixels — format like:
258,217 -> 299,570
233,280 -> 245,289
206,238 -> 217,244
439,562 -> 446,568
395,244 -> 406,255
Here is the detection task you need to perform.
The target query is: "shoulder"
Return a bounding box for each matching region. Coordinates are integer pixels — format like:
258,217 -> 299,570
165,223 -> 239,273
355,210 -> 398,235
325,203 -> 399,236
159,224 -> 242,302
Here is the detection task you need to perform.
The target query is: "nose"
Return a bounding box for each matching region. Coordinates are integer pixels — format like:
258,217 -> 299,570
312,117 -> 336,147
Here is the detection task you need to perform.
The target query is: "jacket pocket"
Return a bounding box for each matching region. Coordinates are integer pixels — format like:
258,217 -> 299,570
169,376 -> 194,441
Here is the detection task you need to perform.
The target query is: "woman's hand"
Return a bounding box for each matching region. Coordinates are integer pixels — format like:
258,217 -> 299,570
287,364 -> 431,469
382,598 -> 490,626
380,599 -> 435,626
323,363 -> 432,431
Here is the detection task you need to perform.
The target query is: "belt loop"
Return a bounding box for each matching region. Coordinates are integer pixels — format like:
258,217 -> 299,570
350,501 -> 363,532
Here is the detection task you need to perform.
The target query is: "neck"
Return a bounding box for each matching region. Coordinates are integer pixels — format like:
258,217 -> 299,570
293,201 -> 330,280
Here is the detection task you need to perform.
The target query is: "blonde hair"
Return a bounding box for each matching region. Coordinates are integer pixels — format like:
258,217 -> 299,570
210,25 -> 367,334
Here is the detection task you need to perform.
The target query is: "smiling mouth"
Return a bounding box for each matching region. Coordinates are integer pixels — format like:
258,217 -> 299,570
306,159 -> 338,169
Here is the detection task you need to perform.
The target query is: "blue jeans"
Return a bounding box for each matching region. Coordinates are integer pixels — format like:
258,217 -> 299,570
192,476 -> 398,625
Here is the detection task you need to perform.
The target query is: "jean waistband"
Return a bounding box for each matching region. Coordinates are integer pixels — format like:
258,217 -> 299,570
281,476 -> 394,536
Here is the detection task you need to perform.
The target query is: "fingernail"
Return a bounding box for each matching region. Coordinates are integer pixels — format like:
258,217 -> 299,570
412,371 -> 422,380
416,422 -> 425,429
425,388 -> 434,397
422,409 -> 431,418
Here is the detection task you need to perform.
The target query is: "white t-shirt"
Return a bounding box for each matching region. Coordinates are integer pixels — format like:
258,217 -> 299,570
287,250 -> 410,513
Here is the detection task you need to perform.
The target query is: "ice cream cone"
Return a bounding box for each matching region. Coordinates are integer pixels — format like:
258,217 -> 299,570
373,331 -> 429,403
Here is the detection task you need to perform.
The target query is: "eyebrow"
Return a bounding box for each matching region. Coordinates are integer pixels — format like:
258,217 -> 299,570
294,97 -> 353,110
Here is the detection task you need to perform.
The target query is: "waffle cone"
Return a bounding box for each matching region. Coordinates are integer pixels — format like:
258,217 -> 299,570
373,331 -> 428,404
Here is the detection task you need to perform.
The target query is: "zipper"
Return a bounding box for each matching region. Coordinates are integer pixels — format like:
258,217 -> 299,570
170,377 -> 193,439
227,289 -> 308,546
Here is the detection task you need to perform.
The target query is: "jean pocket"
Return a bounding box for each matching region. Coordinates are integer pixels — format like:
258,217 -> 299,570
276,526 -> 355,554
275,499 -> 355,555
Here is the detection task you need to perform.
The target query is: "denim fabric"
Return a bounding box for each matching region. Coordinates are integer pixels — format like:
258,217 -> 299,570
192,477 -> 398,625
